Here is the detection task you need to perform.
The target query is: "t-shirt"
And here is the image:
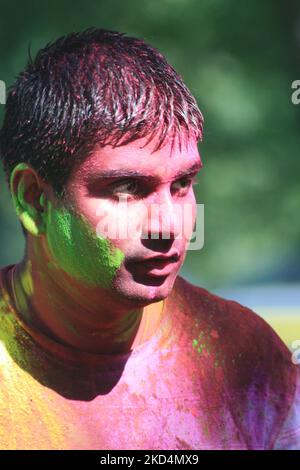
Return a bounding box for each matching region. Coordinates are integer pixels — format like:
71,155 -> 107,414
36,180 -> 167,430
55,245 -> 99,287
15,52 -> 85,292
0,263 -> 299,450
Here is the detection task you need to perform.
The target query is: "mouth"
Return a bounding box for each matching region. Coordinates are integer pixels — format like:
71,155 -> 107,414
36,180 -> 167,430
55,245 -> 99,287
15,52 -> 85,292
131,253 -> 180,277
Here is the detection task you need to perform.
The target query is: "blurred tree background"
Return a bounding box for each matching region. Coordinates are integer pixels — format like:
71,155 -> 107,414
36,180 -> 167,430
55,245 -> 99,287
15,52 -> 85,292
0,0 -> 300,293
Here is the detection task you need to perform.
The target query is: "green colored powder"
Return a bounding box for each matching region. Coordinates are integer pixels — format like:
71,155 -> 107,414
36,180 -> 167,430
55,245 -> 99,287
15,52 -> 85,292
46,202 -> 125,288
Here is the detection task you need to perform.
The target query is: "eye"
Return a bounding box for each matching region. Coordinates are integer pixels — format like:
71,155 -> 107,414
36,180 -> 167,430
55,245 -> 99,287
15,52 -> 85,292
111,179 -> 141,197
171,175 -> 199,196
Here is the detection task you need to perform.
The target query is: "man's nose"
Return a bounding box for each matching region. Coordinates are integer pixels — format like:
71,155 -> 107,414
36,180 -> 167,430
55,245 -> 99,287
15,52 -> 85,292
142,188 -> 183,240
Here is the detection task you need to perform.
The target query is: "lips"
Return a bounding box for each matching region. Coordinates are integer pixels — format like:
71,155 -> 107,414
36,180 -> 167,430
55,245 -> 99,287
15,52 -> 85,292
132,253 -> 180,276
136,252 -> 180,263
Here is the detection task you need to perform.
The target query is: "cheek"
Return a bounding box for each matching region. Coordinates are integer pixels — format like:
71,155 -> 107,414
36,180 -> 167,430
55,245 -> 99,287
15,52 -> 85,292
45,205 -> 125,288
94,198 -> 146,243
181,197 -> 197,242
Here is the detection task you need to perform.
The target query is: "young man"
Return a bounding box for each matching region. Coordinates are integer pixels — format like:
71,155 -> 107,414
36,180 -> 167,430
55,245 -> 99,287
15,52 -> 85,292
0,27 -> 298,450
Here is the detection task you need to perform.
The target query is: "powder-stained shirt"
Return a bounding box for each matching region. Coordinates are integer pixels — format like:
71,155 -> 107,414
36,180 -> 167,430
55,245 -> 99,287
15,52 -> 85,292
0,263 -> 299,450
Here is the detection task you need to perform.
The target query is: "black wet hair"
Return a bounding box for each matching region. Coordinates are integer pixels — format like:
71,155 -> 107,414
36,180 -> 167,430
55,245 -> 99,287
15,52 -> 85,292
0,27 -> 204,204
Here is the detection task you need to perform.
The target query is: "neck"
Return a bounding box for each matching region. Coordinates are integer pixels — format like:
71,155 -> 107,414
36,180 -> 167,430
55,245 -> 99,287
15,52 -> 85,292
8,240 -> 165,355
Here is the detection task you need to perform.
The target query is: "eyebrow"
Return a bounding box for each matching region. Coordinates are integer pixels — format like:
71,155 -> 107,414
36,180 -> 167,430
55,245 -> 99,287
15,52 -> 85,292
87,161 -> 203,182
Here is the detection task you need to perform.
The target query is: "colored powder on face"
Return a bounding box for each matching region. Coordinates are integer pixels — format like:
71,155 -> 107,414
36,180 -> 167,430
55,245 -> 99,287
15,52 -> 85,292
45,202 -> 125,288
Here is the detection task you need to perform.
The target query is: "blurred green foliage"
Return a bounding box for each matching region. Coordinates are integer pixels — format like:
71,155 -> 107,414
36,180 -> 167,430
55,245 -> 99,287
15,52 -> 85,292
0,0 -> 299,290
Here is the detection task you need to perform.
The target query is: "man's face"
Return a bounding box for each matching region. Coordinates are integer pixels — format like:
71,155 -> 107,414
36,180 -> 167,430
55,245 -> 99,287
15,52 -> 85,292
44,133 -> 202,307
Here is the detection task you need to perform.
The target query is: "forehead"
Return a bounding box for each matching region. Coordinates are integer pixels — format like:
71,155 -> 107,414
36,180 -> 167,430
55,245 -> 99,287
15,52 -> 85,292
77,134 -> 202,182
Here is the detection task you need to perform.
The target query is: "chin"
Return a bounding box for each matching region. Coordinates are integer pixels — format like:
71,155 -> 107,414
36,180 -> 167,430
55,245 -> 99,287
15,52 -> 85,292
111,267 -> 178,306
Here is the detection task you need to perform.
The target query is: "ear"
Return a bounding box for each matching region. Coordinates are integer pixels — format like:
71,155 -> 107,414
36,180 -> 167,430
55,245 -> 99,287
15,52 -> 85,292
9,163 -> 46,237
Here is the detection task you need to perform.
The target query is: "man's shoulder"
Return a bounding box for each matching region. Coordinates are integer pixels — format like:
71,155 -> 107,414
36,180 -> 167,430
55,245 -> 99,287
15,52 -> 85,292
173,276 -> 298,448
173,275 -> 294,368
